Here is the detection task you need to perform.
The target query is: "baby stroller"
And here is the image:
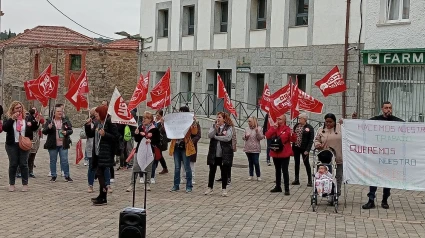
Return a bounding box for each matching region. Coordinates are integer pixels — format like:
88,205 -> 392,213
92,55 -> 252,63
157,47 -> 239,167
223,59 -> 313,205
310,148 -> 339,213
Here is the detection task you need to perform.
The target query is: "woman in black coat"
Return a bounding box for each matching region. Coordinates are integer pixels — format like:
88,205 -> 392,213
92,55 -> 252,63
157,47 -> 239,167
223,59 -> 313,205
2,101 -> 39,192
85,105 -> 118,206
291,113 -> 315,187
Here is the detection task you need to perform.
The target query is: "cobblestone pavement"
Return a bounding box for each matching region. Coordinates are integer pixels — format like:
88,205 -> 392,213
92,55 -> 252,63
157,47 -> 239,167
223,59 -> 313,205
0,130 -> 425,238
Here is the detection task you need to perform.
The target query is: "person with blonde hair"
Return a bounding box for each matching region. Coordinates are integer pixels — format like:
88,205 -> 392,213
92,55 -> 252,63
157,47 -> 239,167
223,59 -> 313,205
2,101 -> 39,192
243,116 -> 264,181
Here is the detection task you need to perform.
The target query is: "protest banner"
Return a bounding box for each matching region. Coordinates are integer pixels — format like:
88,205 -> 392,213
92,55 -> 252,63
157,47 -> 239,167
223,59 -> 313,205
164,112 -> 194,139
342,119 -> 425,191
136,138 -> 154,171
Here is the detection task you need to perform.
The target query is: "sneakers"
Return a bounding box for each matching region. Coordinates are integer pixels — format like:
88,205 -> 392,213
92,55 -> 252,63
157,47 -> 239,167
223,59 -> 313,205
145,184 -> 151,191
22,185 -> 29,192
186,188 -> 192,193
192,180 -> 196,185
246,177 -> 253,181
50,177 -> 57,182
107,185 -> 113,193
170,186 -> 179,192
88,186 -> 94,193
8,185 -> 15,192
65,177 -> 73,182
48,172 -> 52,177
216,178 -> 222,182
270,187 -> 282,193
84,161 -> 88,166
381,201 -> 389,209
267,162 -> 272,166
29,173 -> 36,178
16,173 -> 22,178
291,180 -> 300,185
222,189 -> 228,197
159,169 -> 168,174
204,188 -> 213,195
126,185 -> 133,192
150,178 -> 156,184
139,178 -> 144,184
362,200 -> 376,209
92,199 -> 107,206
257,177 -> 262,181
61,171 -> 65,177
110,179 -> 115,183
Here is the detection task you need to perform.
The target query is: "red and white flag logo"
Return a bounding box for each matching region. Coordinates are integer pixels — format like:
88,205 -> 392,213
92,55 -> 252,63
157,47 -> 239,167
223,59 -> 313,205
315,66 -> 347,97
108,87 -> 137,125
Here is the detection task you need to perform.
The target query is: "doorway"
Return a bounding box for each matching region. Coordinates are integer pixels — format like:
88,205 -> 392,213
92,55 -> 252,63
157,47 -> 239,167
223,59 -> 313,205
214,69 -> 232,114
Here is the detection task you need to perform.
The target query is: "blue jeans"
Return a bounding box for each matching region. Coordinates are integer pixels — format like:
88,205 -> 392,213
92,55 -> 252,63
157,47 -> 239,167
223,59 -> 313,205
246,153 -> 261,177
84,150 -> 89,162
266,139 -> 271,163
152,160 -> 158,179
87,157 -> 110,186
48,146 -> 70,177
173,147 -> 192,189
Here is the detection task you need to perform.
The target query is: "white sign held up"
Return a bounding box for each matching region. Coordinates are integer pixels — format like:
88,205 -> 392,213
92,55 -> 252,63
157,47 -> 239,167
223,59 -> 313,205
342,119 -> 425,191
164,112 -> 194,139
136,137 -> 154,171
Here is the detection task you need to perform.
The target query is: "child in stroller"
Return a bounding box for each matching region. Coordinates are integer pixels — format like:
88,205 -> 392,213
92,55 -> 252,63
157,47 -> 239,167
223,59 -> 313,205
315,165 -> 333,196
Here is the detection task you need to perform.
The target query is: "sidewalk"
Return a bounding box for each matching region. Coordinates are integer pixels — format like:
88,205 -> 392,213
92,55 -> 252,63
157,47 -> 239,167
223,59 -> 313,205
0,129 -> 424,237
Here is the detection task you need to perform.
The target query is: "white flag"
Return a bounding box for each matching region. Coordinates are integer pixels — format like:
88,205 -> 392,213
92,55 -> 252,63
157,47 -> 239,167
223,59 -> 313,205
107,87 -> 137,126
136,138 -> 154,171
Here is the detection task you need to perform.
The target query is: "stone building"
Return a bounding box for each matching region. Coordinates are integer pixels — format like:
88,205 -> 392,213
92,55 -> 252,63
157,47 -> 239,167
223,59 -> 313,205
361,0 -> 425,121
0,26 -> 138,123
139,0 -> 366,122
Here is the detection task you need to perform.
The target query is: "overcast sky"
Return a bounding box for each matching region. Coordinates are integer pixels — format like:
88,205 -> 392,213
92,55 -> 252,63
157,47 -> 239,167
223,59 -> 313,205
1,0 -> 141,39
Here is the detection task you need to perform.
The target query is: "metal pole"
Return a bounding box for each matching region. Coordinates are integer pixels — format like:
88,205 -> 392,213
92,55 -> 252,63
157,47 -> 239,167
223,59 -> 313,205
342,0 -> 351,118
137,39 -> 142,123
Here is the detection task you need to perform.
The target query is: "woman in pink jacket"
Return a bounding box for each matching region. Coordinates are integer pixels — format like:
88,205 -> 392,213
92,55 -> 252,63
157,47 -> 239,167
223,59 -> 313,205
243,116 -> 264,181
265,114 -> 294,195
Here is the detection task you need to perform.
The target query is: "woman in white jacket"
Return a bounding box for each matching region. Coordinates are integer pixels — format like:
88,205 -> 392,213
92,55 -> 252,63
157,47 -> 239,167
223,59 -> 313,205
243,116 -> 264,181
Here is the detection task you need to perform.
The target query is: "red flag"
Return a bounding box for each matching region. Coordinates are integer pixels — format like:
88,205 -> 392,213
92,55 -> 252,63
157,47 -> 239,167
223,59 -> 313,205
151,68 -> 170,94
65,69 -> 89,111
69,73 -> 77,90
128,72 -> 150,111
76,139 -> 84,164
268,83 -> 291,122
147,91 -> 171,110
298,89 -> 323,114
25,64 -> 59,106
126,148 -> 136,163
315,66 -> 347,97
24,79 -> 37,100
259,83 -> 271,112
217,74 -> 237,116
290,79 -> 300,120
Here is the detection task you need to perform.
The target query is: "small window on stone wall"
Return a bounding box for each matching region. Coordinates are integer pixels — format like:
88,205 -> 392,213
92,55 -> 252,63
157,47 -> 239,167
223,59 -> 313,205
70,55 -> 82,71
288,74 -> 306,92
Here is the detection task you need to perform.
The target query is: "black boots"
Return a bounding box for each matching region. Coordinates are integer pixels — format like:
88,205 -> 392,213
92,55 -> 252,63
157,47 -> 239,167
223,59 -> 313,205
92,187 -> 107,206
362,200 -> 376,209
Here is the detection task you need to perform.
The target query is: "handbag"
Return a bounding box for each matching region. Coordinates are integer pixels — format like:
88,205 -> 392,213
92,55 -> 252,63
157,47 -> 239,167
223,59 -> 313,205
19,133 -> 32,151
269,131 -> 284,152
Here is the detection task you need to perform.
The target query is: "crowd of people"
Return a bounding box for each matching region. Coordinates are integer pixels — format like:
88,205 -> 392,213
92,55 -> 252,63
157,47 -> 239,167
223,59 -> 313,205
1,99 -> 400,209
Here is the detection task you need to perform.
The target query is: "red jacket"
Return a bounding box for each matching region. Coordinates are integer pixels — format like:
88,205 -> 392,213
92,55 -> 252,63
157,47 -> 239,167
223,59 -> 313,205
265,124 -> 293,159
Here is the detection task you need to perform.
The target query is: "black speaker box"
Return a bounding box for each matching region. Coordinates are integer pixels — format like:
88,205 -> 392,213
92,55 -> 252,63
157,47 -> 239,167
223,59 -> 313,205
119,207 -> 146,238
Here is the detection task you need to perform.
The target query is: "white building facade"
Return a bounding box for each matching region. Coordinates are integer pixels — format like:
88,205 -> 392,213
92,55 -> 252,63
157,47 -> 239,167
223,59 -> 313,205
140,0 -> 366,121
362,0 -> 425,121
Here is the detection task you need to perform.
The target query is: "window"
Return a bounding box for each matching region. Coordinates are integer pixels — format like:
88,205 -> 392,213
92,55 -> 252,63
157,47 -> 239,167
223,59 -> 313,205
158,9 -> 169,37
387,0 -> 410,21
220,1 -> 229,32
296,0 -> 309,26
180,73 -> 193,102
257,0 -> 267,29
155,72 -> 165,85
70,55 -> 82,71
256,74 -> 265,105
183,6 -> 195,36
288,74 -> 306,92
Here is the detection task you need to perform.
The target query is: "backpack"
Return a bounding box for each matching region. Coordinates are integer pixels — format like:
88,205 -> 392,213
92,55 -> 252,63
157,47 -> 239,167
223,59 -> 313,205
158,123 -> 169,151
123,125 -> 132,142
231,126 -> 237,152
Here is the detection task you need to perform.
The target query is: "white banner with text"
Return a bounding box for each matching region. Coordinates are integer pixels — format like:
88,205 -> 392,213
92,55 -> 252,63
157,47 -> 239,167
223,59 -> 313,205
342,119 -> 425,191
164,112 -> 194,139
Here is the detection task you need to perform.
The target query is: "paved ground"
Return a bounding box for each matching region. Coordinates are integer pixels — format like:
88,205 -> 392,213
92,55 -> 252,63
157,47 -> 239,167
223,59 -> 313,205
0,129 -> 425,238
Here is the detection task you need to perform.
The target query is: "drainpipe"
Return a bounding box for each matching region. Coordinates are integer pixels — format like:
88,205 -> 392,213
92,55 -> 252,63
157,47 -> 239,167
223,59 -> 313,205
342,0 -> 351,118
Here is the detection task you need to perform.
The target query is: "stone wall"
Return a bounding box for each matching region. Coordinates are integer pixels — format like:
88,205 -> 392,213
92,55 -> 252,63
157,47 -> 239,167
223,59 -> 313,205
2,46 -> 138,125
140,44 -> 363,121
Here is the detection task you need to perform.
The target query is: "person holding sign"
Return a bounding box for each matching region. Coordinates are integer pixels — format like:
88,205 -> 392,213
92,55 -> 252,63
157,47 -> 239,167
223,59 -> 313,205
169,106 -> 198,193
314,113 -> 342,203
362,101 -> 404,210
205,112 -> 234,197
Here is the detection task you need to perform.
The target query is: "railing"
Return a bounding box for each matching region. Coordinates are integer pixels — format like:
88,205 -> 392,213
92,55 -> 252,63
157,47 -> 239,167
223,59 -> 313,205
166,92 -> 324,130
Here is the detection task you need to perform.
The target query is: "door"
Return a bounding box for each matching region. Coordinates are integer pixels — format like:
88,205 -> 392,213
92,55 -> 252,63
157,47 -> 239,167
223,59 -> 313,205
214,70 -> 232,114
